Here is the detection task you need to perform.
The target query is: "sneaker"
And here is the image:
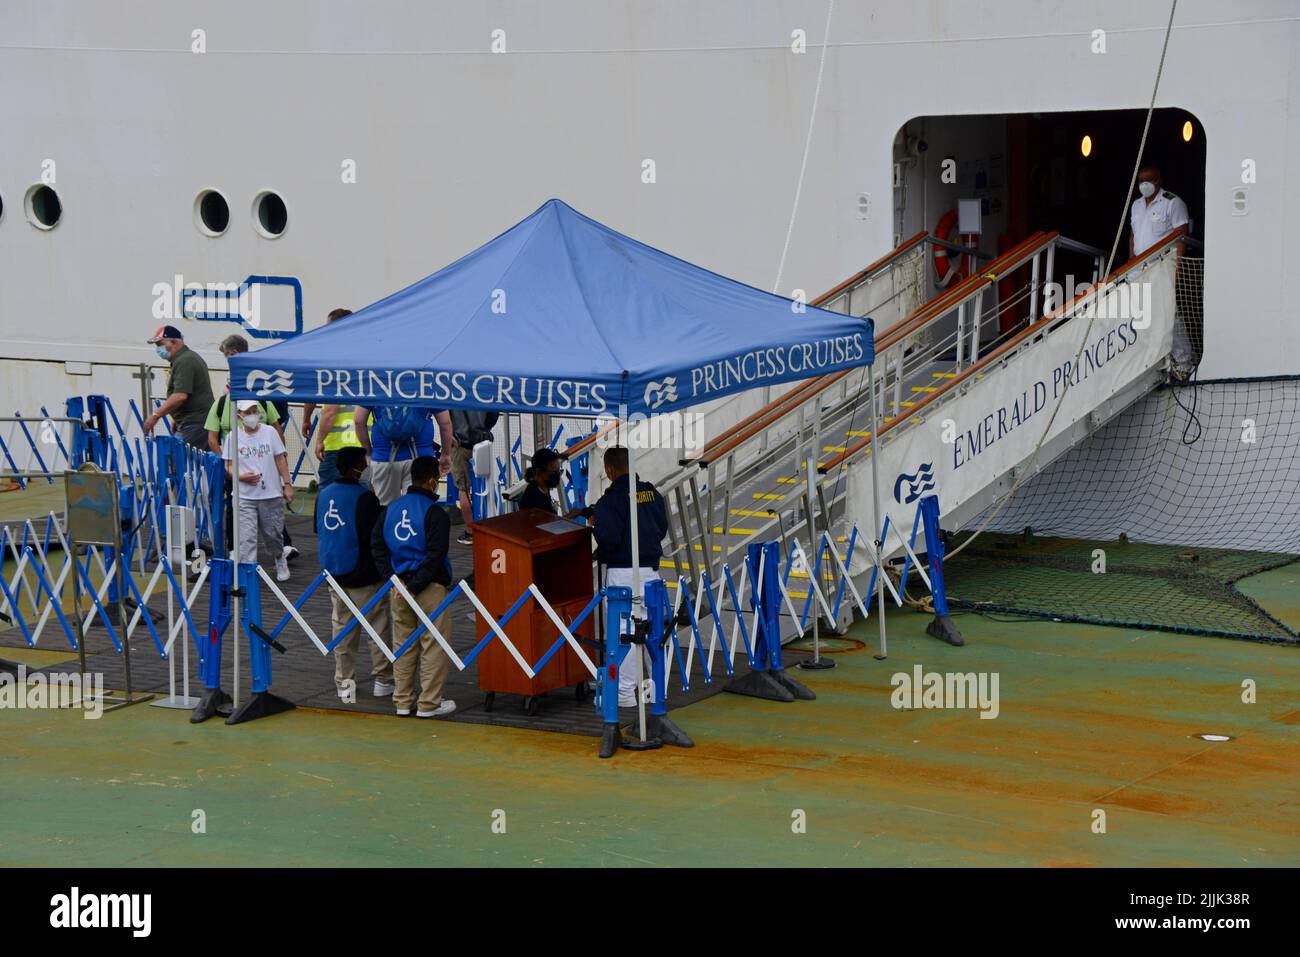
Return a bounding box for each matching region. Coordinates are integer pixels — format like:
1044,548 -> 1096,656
417,700 -> 457,718
395,707 -> 412,717
457,531 -> 473,546
282,544 -> 300,562
275,557 -> 290,582
373,680 -> 395,697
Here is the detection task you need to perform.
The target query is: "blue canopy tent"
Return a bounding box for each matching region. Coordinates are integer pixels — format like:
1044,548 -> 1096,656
227,198 -> 881,742
228,198 -> 872,415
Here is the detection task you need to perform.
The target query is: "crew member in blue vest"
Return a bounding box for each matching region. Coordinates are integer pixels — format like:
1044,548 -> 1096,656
316,446 -> 394,701
370,455 -> 457,717
586,446 -> 669,708
354,404 -> 455,507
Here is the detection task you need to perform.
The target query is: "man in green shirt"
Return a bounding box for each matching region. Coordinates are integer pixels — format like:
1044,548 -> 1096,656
142,324 -> 214,448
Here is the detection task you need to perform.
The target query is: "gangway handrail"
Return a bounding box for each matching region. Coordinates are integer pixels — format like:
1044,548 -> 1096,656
675,232 -> 937,468
692,231 -> 1057,468
559,418 -> 621,461
814,230 -> 928,305
675,231 -> 929,465
817,229 -> 1188,472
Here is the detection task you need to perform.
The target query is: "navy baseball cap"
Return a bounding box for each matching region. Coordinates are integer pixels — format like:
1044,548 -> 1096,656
147,324 -> 184,343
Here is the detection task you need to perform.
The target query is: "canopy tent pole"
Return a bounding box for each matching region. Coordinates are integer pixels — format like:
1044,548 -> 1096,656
867,361 -> 888,659
231,417 -> 241,705
627,419 -> 648,743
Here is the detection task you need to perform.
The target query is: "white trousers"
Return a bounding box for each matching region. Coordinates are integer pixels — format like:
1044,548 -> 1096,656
603,566 -> 662,707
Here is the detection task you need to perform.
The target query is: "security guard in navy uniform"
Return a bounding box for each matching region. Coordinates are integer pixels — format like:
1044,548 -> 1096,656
585,446 -> 692,752
370,455 -> 457,718
315,446 -> 393,701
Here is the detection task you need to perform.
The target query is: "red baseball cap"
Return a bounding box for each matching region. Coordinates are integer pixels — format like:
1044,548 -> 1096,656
147,324 -> 184,343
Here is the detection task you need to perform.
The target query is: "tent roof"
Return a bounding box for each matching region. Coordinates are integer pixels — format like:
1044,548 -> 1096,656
229,198 -> 873,416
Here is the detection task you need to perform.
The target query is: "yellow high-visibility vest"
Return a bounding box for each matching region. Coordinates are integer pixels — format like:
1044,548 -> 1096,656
323,405 -> 361,452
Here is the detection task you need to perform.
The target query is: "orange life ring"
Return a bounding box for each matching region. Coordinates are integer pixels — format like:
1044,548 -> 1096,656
933,209 -> 971,287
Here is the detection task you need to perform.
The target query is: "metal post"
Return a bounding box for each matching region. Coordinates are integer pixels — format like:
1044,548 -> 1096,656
892,347 -> 904,422
956,301 -> 967,370
503,413 -> 513,483
971,289 -> 985,364
231,414 -> 241,707
626,428 -> 646,744
1029,252 -> 1041,324
799,451 -> 833,671
867,362 -> 888,660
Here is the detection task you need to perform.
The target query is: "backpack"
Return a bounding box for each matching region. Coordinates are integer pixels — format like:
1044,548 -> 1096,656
373,405 -> 429,442
451,409 -> 499,447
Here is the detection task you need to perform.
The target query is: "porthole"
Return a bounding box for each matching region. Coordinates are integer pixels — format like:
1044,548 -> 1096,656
252,190 -> 288,238
25,184 -> 62,230
195,189 -> 230,236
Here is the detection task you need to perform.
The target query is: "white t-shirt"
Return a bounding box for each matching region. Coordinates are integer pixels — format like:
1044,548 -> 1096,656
1130,190 -> 1189,255
224,423 -> 287,501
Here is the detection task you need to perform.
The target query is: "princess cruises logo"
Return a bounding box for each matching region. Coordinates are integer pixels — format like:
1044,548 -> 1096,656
893,463 -> 936,505
643,377 -> 678,410
245,369 -> 294,396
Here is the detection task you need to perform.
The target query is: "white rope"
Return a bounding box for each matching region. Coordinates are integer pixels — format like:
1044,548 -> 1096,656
946,0 -> 1180,562
771,0 -> 834,296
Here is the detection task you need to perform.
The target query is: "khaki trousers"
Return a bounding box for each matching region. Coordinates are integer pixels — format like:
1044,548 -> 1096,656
391,581 -> 453,712
331,581 -> 394,690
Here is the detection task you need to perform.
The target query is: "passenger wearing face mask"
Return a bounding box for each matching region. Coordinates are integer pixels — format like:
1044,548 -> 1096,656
223,400 -> 295,581
142,324 -> 215,448
518,447 -> 564,514
1129,166 -> 1195,377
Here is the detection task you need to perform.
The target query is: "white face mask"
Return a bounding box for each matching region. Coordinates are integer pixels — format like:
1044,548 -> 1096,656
240,413 -> 261,429
1138,181 -> 1157,198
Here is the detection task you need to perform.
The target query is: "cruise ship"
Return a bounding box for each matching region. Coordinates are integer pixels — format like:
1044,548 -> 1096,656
1,0 -> 1297,888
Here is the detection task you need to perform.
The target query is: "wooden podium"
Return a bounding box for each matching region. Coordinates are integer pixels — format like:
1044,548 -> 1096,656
470,509 -> 595,714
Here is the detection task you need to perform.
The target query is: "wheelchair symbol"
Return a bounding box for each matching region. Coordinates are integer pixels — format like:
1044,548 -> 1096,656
323,499 -> 346,531
393,508 -> 416,542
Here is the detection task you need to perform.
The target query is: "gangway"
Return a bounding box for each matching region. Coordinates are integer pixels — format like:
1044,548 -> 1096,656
570,228 -> 1196,642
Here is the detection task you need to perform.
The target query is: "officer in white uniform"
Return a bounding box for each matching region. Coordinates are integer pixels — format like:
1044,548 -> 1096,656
1129,166 -> 1194,374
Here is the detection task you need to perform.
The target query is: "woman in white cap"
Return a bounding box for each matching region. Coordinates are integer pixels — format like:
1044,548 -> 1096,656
223,399 -> 295,580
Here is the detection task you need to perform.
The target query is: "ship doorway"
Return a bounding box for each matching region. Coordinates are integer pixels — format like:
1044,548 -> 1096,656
893,108 -> 1206,296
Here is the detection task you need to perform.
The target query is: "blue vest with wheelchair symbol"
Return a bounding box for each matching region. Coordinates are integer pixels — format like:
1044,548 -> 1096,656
385,492 -> 435,575
317,482 -> 366,576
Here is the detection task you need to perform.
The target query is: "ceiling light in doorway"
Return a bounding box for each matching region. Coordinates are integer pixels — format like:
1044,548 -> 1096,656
1182,120 -> 1194,142
1080,135 -> 1093,158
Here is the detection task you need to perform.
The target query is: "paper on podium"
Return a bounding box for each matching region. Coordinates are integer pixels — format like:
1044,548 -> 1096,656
538,518 -> 583,535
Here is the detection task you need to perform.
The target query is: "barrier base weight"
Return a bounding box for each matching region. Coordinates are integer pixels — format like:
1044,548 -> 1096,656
797,656 -> 837,671
226,691 -> 296,725
598,722 -> 622,759
724,669 -> 794,702
151,694 -> 201,710
190,688 -> 233,724
651,714 -> 694,748
927,614 -> 965,647
770,669 -> 816,700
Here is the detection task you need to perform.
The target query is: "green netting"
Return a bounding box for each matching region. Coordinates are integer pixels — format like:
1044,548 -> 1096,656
941,532 -> 1299,643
